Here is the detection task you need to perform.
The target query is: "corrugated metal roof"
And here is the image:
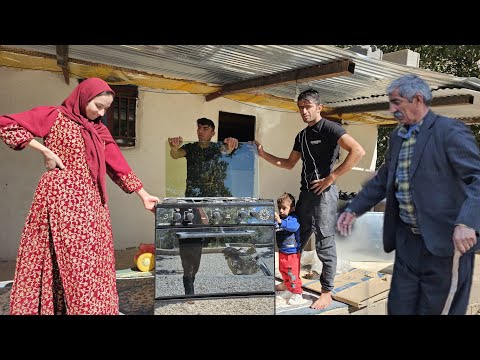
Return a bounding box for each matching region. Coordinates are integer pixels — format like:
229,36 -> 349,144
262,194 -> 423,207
8,45 -> 480,104
328,88 -> 480,106
327,88 -> 480,122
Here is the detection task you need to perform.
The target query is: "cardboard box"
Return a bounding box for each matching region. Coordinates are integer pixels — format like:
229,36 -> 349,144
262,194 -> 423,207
297,268 -> 391,308
331,269 -> 391,308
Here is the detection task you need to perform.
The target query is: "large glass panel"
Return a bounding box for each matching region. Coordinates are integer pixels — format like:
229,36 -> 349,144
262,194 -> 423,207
165,141 -> 259,197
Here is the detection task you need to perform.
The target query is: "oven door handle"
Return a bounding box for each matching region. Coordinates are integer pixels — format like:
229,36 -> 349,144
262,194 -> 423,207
176,230 -> 256,239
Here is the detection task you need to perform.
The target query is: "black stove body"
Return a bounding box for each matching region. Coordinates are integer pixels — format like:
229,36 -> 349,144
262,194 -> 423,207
155,197 -> 275,300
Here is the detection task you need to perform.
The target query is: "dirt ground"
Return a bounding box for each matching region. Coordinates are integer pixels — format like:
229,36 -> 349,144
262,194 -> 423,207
0,247 -> 139,282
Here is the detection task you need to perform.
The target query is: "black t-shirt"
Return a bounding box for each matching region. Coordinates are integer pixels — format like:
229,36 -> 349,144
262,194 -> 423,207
293,119 -> 346,191
181,142 -> 232,197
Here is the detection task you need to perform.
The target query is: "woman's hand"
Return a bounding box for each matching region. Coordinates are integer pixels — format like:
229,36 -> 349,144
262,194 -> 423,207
43,148 -> 66,171
136,188 -> 160,213
27,139 -> 65,171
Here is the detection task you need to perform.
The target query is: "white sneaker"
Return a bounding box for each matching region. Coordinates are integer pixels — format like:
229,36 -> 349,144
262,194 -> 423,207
287,293 -> 309,305
275,290 -> 293,302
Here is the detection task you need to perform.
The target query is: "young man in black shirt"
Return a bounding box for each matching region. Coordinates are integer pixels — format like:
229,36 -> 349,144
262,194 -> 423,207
255,89 -> 365,310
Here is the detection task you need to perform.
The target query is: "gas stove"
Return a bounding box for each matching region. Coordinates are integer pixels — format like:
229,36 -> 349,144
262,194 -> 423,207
155,196 -> 276,303
156,197 -> 275,227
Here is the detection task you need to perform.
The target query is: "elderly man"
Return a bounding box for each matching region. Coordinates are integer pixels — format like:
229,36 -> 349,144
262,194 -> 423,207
338,74 -> 480,315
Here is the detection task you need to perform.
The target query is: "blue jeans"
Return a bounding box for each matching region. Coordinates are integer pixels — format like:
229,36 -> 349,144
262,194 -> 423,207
296,185 -> 338,292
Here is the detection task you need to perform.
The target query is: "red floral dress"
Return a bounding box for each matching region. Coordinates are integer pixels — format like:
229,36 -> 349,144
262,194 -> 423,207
0,111 -> 142,314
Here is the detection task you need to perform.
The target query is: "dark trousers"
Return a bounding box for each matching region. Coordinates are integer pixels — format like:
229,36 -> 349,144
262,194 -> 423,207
388,220 -> 475,315
296,186 -> 338,292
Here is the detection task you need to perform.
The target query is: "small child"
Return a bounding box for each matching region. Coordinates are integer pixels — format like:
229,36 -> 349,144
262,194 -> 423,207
275,193 -> 308,305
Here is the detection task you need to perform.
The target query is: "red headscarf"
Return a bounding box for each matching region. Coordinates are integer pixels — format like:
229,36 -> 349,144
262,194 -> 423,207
58,78 -> 115,204
0,78 -> 115,204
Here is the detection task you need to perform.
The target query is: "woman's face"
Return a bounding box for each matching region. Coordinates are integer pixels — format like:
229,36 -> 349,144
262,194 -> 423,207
85,94 -> 114,121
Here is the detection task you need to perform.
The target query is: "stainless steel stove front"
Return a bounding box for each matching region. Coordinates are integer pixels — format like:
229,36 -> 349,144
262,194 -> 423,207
155,198 -> 275,300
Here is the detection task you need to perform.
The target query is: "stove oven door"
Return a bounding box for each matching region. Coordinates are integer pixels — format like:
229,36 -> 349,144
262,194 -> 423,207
155,226 -> 275,299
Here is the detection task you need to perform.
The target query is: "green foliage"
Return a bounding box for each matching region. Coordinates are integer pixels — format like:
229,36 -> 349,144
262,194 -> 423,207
376,45 -> 480,77
468,124 -> 480,148
338,45 -> 480,77
375,125 -> 395,169
377,123 -> 480,170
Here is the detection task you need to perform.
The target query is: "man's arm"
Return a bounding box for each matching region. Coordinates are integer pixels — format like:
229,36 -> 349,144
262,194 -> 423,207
168,136 -> 187,159
254,140 -> 301,170
170,147 -> 187,159
331,133 -> 366,179
446,120 -> 480,253
310,133 -> 365,194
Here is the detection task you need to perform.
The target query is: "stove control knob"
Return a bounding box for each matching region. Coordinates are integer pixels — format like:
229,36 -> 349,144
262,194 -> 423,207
250,211 -> 258,219
212,211 -> 221,220
173,212 -> 182,222
185,212 -> 194,222
259,208 -> 271,221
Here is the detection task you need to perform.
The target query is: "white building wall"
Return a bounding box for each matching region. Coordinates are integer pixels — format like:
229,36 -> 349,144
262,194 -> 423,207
0,70 -> 78,260
0,67 -> 378,260
335,123 -> 378,192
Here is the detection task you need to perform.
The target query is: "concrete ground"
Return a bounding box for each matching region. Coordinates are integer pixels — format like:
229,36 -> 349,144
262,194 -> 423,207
155,296 -> 275,315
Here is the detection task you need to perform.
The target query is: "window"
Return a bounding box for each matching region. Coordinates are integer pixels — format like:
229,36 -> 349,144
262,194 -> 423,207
78,79 -> 138,147
218,111 -> 255,142
105,84 -> 138,147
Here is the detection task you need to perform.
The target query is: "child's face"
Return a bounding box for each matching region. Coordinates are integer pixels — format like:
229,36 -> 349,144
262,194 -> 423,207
277,201 -> 294,219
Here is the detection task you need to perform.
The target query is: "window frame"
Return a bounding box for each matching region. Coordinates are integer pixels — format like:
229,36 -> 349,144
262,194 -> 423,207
79,78 -> 138,148
105,84 -> 139,147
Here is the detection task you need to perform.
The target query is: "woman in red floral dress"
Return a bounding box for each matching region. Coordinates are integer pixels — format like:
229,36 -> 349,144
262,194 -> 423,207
0,78 -> 160,315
